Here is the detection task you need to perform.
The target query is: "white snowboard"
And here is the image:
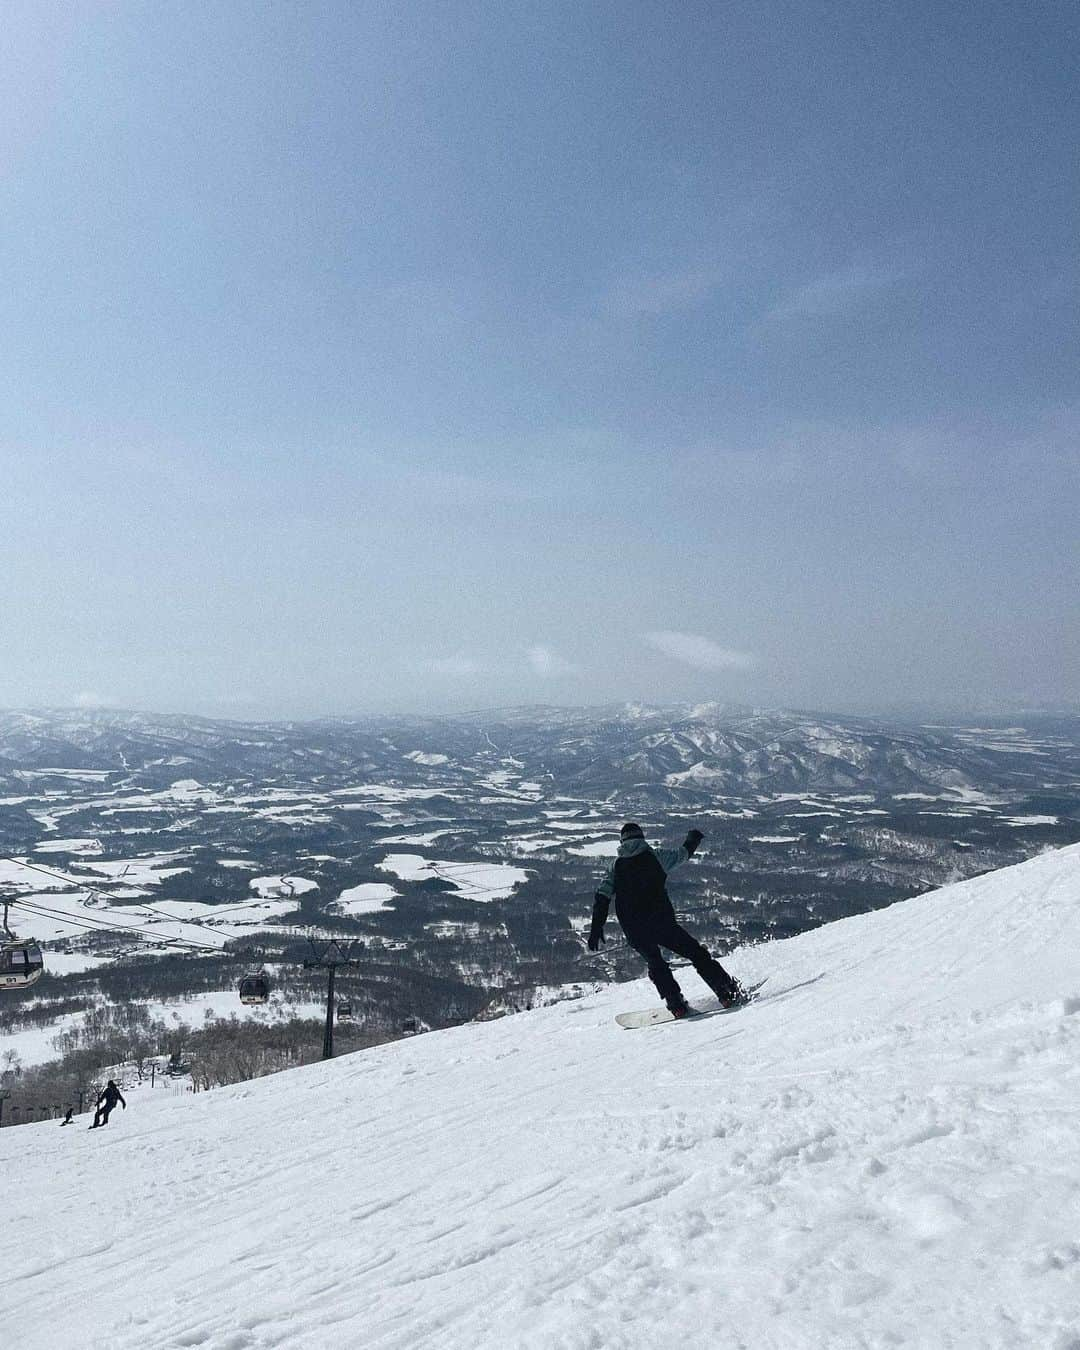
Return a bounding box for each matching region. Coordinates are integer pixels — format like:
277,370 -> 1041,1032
615,981 -> 766,1029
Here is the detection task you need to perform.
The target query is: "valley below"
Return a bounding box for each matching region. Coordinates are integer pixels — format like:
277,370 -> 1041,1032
2,704 -> 1078,1123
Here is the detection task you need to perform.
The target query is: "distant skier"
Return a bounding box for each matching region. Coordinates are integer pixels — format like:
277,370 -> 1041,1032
588,823 -> 744,1017
89,1080 -> 126,1129
60,1107 -> 75,1126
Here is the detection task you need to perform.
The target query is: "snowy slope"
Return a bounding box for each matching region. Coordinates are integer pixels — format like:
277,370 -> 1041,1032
3,846 -> 1080,1350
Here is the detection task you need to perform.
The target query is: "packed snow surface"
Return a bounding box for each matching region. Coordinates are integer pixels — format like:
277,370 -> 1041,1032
4,845 -> 1080,1349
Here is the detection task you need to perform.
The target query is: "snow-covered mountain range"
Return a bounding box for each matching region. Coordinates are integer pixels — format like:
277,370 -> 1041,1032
3,705 -> 1079,797
1,705 -> 1077,1098
3,843 -> 1078,1348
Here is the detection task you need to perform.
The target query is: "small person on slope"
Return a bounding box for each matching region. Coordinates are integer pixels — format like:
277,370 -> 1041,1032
588,823 -> 745,1017
89,1079 -> 126,1129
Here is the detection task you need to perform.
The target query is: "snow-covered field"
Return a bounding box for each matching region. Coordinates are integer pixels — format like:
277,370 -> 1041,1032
568,838 -> 621,857
377,852 -> 529,901
334,881 -> 399,915
8,888 -> 298,947
33,836 -> 104,854
248,874 -> 320,898
3,845 -> 1080,1349
2,988 -> 325,1070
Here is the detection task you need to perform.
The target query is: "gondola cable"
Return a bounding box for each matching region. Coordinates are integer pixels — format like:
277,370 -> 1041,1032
2,892 -> 223,953
1,856 -> 283,1006
0,853 -> 230,936
5,892 -> 280,1005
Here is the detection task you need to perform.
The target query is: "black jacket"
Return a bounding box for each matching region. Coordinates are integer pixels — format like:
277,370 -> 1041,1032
589,831 -> 703,944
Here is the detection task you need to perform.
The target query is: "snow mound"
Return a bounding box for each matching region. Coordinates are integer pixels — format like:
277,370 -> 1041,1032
4,844 -> 1080,1349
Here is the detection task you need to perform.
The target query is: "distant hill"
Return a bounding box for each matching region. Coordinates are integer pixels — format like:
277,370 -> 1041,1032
3,704 -> 1078,798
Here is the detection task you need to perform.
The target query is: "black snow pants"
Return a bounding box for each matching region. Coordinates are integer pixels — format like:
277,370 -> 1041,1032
92,1103 -> 114,1128
623,913 -> 737,1009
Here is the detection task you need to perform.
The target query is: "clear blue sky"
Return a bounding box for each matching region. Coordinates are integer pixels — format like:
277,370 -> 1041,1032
4,1 -> 1077,717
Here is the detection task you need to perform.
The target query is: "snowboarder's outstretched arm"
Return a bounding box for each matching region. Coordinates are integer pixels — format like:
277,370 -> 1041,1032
653,828 -> 704,874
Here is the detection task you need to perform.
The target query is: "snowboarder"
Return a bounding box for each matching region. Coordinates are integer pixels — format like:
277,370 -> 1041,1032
89,1080 -> 125,1128
588,823 -> 743,1017
60,1107 -> 74,1126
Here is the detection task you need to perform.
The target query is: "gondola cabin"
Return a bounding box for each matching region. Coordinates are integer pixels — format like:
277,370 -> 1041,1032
0,939 -> 44,990
337,1000 -> 353,1022
238,969 -> 271,1005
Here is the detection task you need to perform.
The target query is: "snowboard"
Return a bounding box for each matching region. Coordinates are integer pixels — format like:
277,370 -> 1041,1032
615,980 -> 767,1029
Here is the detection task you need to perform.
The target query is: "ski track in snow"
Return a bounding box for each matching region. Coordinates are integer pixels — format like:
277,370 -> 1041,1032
3,846 -> 1080,1348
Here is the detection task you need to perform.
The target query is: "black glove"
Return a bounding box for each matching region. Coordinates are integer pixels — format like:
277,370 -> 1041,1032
587,892 -> 610,951
684,828 -> 704,856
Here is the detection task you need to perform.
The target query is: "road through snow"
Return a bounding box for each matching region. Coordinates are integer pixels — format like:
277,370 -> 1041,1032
3,845 -> 1080,1349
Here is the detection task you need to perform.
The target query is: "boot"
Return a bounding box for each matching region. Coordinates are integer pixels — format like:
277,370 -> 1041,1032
698,959 -> 740,1007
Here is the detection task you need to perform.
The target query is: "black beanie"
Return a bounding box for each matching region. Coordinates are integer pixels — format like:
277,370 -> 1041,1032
620,822 -> 645,840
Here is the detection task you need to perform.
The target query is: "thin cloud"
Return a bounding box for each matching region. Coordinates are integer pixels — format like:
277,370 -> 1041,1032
526,645 -> 576,677
769,263 -> 905,322
607,268 -> 726,318
644,631 -> 756,671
